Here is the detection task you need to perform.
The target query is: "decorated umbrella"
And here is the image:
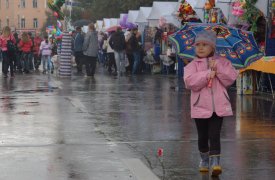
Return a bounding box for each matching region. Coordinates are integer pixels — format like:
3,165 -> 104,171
169,23 -> 264,68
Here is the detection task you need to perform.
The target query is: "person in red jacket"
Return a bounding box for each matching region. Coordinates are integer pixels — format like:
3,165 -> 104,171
18,32 -> 33,73
0,26 -> 16,78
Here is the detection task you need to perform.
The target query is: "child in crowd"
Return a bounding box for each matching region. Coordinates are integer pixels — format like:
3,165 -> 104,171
39,35 -> 52,74
184,30 -> 238,176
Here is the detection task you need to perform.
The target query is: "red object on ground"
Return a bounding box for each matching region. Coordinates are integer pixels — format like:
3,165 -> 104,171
158,148 -> 163,157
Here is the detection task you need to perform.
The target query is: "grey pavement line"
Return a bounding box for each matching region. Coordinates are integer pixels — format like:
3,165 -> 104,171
122,158 -> 160,180
1,138 -> 275,147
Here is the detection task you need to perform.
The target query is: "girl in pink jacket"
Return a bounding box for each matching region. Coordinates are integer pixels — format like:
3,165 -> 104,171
184,30 -> 238,176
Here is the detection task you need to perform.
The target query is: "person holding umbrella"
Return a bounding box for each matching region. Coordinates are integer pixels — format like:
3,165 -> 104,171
184,30 -> 238,176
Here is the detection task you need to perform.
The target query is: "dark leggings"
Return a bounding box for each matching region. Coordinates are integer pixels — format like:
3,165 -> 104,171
195,113 -> 223,155
84,55 -> 97,76
107,53 -> 117,73
2,51 -> 14,76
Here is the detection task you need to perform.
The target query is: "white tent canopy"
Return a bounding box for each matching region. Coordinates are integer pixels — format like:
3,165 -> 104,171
215,1 -> 231,20
135,7 -> 152,23
160,14 -> 181,27
110,18 -> 119,26
96,20 -> 104,31
186,0 -> 206,8
255,0 -> 268,17
127,10 -> 139,23
147,1 -> 179,27
103,18 -> 111,29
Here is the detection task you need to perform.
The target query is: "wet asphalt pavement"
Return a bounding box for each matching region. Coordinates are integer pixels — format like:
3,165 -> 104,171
0,66 -> 275,180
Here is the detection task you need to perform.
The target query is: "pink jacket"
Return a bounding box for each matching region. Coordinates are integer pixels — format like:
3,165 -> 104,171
184,55 -> 239,119
0,35 -> 16,51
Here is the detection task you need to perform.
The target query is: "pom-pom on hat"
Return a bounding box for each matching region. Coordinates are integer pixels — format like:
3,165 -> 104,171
194,30 -> 217,49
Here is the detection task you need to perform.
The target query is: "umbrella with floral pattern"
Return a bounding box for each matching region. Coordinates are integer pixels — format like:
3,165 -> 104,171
169,23 -> 264,68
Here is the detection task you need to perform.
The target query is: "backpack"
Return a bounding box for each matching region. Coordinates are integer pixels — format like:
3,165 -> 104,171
7,36 -> 16,53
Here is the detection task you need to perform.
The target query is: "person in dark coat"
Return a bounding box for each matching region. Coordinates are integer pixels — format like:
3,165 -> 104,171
128,28 -> 142,75
109,27 -> 126,75
74,26 -> 84,74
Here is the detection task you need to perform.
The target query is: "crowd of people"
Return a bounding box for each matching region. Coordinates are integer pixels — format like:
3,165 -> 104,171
0,26 -> 56,78
0,23 -> 151,78
72,23 -> 146,77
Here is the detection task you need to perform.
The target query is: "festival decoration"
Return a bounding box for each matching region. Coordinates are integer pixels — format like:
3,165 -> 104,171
46,25 -> 63,39
232,0 -> 245,17
177,0 -> 199,23
242,0 -> 262,32
47,0 -> 65,20
204,1 -> 213,11
57,20 -> 62,29
204,0 -> 215,10
230,0 -> 262,32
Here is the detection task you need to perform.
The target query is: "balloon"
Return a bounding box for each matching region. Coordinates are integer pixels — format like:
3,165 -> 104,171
56,29 -> 62,36
51,29 -> 57,35
53,12 -> 59,17
47,25 -> 54,30
56,35 -> 63,40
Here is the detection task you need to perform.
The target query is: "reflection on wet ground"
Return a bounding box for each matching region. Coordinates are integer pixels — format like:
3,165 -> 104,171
0,70 -> 275,179
73,74 -> 275,180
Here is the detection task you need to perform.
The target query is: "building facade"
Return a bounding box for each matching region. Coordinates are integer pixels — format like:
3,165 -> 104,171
0,0 -> 49,32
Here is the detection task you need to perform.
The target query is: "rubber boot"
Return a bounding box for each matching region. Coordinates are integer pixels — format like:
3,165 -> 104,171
209,155 -> 222,176
199,152 -> 209,172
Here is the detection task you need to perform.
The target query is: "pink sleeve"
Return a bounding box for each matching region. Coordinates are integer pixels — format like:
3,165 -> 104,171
11,35 -> 16,44
216,59 -> 239,88
184,62 -> 210,92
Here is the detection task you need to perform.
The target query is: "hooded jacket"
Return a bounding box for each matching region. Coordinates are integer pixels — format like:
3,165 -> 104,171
184,55 -> 239,119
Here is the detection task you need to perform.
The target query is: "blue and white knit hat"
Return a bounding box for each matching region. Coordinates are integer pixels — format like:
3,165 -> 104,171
194,30 -> 217,49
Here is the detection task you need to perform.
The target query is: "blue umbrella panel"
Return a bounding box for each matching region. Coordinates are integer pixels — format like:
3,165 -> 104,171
169,23 -> 264,69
